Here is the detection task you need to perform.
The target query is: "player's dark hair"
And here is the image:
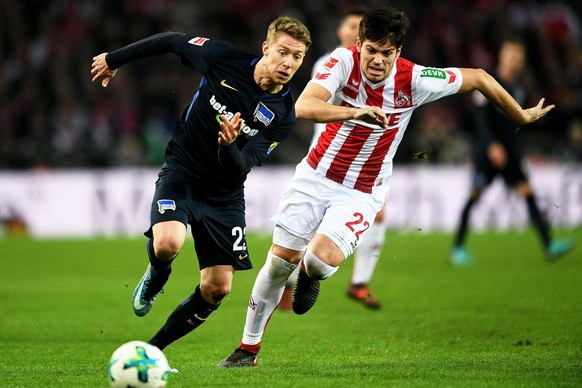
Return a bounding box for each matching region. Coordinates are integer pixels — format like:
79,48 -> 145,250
359,6 -> 409,47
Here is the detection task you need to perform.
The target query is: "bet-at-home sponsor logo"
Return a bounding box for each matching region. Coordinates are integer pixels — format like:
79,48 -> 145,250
420,68 -> 446,79
210,95 -> 258,137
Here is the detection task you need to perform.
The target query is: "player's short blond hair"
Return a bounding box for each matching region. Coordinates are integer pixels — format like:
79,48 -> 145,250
266,16 -> 312,51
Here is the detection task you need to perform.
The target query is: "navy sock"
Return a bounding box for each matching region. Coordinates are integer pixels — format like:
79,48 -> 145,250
525,194 -> 550,248
148,285 -> 220,350
454,198 -> 475,248
146,238 -> 173,270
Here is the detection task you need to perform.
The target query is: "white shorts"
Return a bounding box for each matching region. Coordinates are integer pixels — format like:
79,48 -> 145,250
271,161 -> 385,259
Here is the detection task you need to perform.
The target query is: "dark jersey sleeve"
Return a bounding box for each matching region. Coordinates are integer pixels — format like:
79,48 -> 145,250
473,102 -> 494,147
218,107 -> 295,176
218,143 -> 260,176
106,31 -> 296,181
105,32 -> 230,74
472,75 -> 523,163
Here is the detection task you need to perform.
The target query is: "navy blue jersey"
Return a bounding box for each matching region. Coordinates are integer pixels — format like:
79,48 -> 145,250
106,32 -> 295,194
473,74 -> 525,167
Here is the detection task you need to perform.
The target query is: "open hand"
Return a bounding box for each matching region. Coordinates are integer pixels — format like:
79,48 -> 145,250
218,112 -> 242,145
522,98 -> 555,125
354,106 -> 388,128
91,53 -> 117,87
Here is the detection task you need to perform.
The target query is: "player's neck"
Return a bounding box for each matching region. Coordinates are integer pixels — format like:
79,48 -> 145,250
256,78 -> 283,94
254,59 -> 284,94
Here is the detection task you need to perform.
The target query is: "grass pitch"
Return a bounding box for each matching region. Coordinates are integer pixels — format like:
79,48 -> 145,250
1,228 -> 581,387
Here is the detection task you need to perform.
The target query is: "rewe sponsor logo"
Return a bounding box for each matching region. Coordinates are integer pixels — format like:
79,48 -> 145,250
342,76 -> 360,99
343,82 -> 359,94
210,95 -> 259,137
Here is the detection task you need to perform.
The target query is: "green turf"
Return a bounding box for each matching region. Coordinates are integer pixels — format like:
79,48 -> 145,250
1,228 -> 581,387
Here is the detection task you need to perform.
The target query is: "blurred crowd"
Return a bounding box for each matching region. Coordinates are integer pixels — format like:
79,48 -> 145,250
1,0 -> 581,169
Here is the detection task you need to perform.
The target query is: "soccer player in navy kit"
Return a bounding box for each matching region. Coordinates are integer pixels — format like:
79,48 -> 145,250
91,17 -> 311,350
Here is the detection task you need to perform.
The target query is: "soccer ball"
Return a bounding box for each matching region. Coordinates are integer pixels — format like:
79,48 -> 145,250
108,340 -> 172,388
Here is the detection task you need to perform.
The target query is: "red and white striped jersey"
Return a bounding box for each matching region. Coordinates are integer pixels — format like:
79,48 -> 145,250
304,46 -> 463,195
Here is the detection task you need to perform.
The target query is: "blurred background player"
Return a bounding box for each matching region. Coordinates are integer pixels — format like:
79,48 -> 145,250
279,6 -> 384,311
450,38 -> 575,266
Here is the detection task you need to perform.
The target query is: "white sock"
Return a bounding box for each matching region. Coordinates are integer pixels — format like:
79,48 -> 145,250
351,222 -> 386,285
242,252 -> 296,345
285,265 -> 299,287
303,249 -> 338,280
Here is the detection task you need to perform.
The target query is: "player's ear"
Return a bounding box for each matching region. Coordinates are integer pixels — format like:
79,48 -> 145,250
395,46 -> 402,59
262,41 -> 269,56
356,37 -> 362,53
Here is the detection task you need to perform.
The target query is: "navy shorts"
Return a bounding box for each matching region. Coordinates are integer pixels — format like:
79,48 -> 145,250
473,156 -> 527,189
145,173 -> 252,271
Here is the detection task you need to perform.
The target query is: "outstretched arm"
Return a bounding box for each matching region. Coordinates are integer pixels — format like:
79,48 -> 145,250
91,31 -> 186,88
458,68 -> 554,126
295,83 -> 389,128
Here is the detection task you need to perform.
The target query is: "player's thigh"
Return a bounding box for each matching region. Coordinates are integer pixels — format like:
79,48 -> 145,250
317,192 -> 380,260
472,165 -> 495,190
191,199 -> 252,271
272,225 -> 309,264
152,221 -> 187,254
307,233 -> 345,266
502,162 -> 528,191
375,206 -> 386,222
148,174 -> 191,254
271,171 -> 328,242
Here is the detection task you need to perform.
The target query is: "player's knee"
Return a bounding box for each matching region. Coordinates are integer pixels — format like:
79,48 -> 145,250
153,235 -> 183,260
303,249 -> 338,280
266,251 -> 296,282
202,283 -> 231,304
210,289 -> 230,304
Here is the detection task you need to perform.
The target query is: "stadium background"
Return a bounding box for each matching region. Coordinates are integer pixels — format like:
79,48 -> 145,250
1,0 -> 581,237
1,3 -> 581,386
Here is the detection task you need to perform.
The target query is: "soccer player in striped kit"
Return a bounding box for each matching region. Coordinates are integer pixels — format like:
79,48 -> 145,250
219,6 -> 555,367
279,6 -> 385,311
